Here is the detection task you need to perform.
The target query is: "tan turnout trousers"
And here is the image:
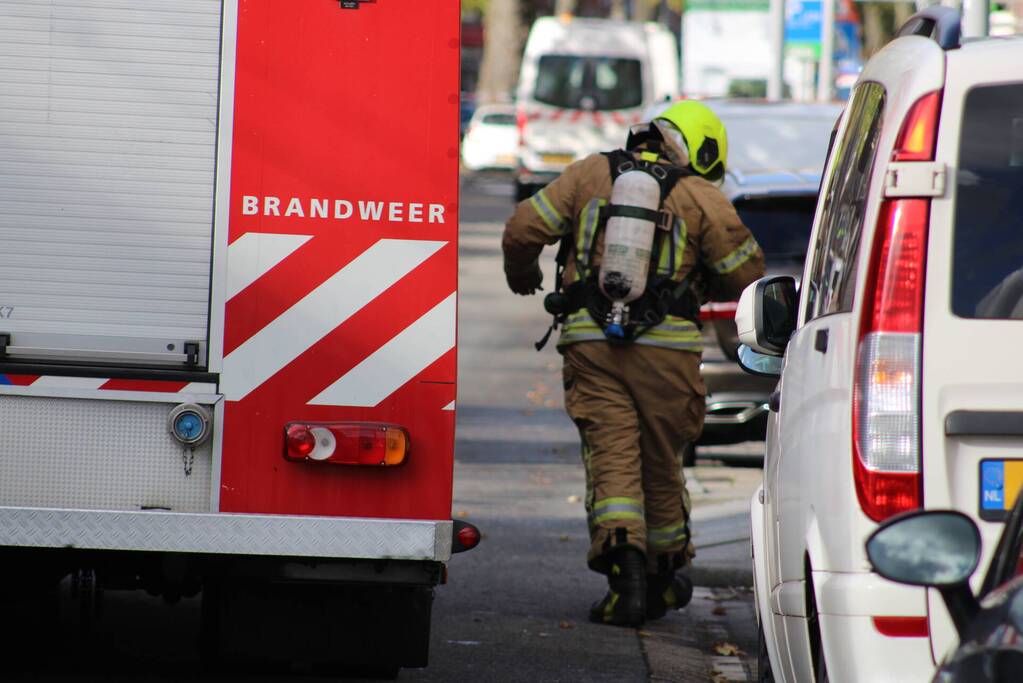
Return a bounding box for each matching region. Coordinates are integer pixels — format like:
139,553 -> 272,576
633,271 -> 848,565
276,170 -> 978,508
563,341 -> 706,575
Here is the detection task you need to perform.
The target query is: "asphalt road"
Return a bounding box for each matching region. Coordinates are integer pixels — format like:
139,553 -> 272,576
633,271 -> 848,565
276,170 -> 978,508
6,173 -> 763,683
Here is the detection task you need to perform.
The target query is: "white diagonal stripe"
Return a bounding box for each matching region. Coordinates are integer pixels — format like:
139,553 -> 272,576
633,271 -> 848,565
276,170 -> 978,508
309,293 -> 456,407
443,401 -> 455,411
222,239 -> 446,401
227,232 -> 312,300
31,376 -> 108,389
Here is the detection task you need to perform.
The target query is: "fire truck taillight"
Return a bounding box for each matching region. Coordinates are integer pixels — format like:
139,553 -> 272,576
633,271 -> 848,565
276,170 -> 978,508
284,423 -> 409,466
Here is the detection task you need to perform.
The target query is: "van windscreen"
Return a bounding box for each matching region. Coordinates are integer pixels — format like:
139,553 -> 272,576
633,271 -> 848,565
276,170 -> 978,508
951,82 -> 1023,319
534,55 -> 642,111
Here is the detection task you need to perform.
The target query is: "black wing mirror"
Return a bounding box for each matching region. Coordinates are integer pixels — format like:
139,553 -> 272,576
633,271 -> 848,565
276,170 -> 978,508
866,510 -> 981,637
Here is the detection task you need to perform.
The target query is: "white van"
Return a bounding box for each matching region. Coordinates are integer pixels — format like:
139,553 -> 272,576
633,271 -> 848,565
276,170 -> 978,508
514,16 -> 679,201
737,7 -> 1023,682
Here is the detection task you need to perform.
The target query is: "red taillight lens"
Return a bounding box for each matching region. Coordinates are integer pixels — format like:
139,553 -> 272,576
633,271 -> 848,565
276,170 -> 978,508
458,526 -> 480,549
853,200 -> 929,522
852,89 -> 940,524
892,91 -> 942,162
286,425 -> 316,458
452,520 -> 481,553
283,422 -> 409,466
699,301 -> 738,321
863,200 -> 930,334
516,108 -> 527,147
872,616 -> 929,638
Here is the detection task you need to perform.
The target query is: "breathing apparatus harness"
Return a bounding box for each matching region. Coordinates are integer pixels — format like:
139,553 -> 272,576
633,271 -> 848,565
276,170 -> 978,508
535,149 -> 702,351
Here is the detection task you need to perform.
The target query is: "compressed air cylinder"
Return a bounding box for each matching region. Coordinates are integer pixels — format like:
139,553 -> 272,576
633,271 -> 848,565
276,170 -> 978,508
599,170 -> 661,337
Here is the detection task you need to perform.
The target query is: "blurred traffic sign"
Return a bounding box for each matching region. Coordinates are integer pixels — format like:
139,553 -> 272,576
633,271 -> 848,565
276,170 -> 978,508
786,0 -> 822,57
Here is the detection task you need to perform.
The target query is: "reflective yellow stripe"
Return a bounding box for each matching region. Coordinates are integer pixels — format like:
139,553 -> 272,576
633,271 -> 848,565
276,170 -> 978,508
558,312 -> 704,350
711,236 -> 759,275
574,198 -> 605,277
529,189 -> 567,236
648,524 -> 687,549
590,497 -> 645,525
654,216 -> 686,276
558,310 -> 604,346
640,151 -> 659,162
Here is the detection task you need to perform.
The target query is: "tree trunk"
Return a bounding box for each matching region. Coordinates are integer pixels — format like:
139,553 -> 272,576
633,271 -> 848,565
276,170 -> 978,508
476,0 -> 525,104
554,0 -> 577,14
861,2 -> 887,59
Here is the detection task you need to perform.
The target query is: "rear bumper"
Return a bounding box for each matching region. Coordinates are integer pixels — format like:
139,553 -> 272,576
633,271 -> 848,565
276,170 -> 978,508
0,507 -> 453,562
815,571 -> 933,683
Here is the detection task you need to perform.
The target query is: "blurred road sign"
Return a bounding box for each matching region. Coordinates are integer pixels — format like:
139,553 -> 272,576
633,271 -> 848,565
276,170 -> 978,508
786,0 -> 822,57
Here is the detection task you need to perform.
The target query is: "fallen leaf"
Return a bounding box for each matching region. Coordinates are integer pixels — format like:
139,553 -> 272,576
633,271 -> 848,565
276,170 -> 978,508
713,642 -> 745,657
712,606 -> 727,616
637,630 -> 652,638
558,534 -> 571,542
566,495 -> 581,503
559,620 -> 574,630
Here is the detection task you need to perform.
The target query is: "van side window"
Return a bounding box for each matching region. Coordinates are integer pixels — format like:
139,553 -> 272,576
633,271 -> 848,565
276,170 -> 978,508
951,82 -> 1023,319
805,82 -> 886,321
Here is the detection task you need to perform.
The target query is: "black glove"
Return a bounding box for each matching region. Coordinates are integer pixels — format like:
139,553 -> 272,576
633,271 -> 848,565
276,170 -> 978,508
505,261 -> 543,295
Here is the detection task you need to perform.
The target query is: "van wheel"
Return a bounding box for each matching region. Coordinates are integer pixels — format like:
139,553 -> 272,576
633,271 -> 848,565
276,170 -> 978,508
757,620 -> 775,682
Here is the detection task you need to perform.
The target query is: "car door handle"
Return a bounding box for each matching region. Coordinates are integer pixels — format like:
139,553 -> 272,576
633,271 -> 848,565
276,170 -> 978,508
769,389 -> 781,413
815,328 -> 829,353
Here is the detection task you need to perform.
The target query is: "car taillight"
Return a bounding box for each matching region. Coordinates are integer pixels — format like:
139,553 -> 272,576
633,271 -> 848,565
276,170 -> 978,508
872,616 -> 929,638
516,108 -> 527,148
284,422 -> 409,466
699,301 -> 738,321
853,90 -> 940,523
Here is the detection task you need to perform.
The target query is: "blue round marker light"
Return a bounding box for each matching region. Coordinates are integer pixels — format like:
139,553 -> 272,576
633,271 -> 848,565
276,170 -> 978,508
167,404 -> 211,446
174,412 -> 204,442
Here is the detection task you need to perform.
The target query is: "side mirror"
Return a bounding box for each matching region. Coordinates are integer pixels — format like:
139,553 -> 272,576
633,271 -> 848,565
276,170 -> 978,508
737,344 -> 783,378
866,510 -> 981,637
735,276 -> 798,356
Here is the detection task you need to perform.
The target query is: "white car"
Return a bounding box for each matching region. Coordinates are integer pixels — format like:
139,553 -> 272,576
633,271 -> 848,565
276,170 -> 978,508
737,9 -> 1023,682
460,104 -> 518,172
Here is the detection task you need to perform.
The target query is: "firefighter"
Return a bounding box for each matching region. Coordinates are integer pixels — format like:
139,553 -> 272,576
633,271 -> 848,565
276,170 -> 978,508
502,101 -> 765,627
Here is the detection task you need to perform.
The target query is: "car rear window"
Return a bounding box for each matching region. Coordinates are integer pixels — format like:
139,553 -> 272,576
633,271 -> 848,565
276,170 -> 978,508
482,113 -> 515,126
534,55 -> 643,110
734,196 -> 816,262
952,82 -> 1023,319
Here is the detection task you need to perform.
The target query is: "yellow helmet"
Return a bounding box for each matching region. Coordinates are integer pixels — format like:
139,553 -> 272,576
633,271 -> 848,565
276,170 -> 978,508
655,101 -> 728,182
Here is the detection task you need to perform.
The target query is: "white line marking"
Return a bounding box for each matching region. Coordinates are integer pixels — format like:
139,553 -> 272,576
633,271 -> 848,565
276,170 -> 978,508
226,233 -> 312,300
309,293 -> 456,407
180,382 -> 217,394
31,376 -> 108,389
221,239 -> 446,401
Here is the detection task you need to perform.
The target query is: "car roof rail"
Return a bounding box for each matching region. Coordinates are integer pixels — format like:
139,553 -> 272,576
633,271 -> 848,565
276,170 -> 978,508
896,5 -> 961,50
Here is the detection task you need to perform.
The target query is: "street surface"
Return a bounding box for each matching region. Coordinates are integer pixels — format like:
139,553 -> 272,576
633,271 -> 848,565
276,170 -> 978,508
9,174 -> 763,682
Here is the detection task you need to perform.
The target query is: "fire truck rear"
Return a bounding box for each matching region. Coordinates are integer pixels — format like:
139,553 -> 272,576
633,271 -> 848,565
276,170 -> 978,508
0,0 -> 470,673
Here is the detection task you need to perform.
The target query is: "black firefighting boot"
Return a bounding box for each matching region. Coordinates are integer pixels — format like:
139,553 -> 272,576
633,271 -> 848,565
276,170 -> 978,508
646,570 -> 694,620
588,548 -> 647,627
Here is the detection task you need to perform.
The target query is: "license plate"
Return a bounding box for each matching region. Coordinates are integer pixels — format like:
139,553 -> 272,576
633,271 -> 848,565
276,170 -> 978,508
979,459 -> 1023,521
541,154 -> 573,165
